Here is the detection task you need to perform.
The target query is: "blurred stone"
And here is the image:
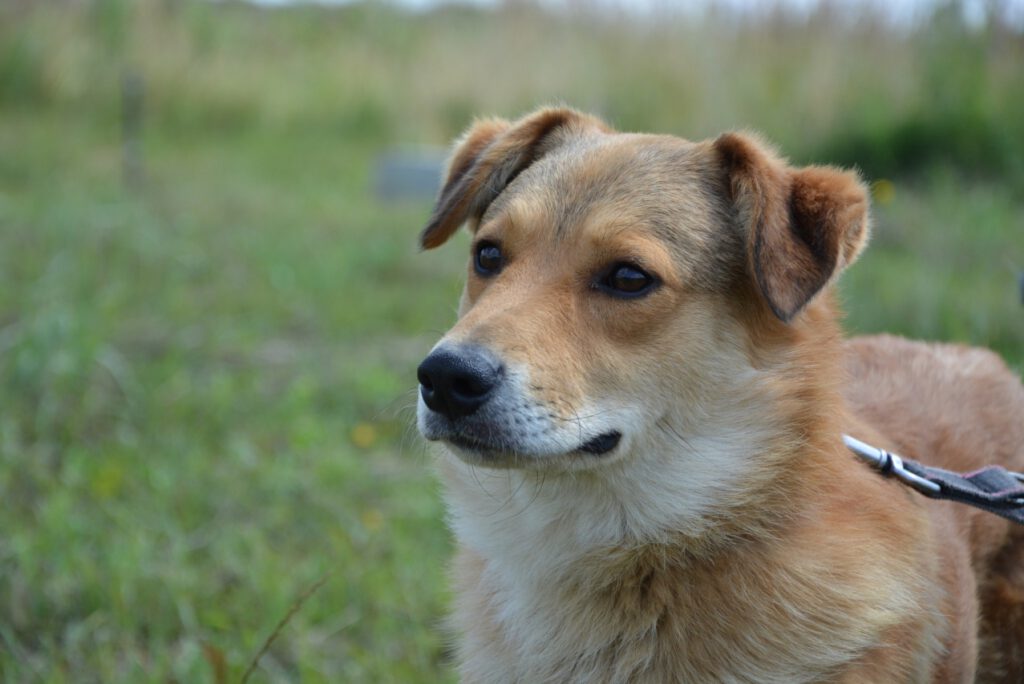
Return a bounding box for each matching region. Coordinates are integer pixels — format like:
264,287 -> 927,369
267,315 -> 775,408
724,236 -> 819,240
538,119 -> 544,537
374,148 -> 447,201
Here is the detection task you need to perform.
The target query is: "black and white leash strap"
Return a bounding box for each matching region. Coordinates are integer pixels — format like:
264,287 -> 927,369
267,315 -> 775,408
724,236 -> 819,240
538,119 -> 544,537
844,435 -> 1024,526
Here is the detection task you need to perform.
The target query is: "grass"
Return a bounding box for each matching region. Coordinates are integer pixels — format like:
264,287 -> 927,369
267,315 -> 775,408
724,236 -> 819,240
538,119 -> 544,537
0,1 -> 1021,681
0,110 -> 463,682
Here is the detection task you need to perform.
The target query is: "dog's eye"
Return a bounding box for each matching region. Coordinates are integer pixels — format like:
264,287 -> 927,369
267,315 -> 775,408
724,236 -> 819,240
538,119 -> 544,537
598,264 -> 657,298
474,242 -> 503,276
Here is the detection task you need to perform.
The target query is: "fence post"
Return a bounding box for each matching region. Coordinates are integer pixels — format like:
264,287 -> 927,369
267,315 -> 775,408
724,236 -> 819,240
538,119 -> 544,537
121,69 -> 144,189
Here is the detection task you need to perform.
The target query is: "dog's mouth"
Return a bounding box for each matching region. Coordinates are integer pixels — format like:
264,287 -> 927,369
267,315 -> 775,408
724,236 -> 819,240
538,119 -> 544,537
446,433 -> 505,453
579,431 -> 622,455
444,429 -> 623,460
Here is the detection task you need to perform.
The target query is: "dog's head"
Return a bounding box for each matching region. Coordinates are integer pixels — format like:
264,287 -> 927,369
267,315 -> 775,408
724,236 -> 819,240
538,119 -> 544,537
416,108 -> 869,471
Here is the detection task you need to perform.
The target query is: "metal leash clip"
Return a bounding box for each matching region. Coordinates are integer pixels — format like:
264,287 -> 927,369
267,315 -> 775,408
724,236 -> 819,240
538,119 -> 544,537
843,435 -> 941,496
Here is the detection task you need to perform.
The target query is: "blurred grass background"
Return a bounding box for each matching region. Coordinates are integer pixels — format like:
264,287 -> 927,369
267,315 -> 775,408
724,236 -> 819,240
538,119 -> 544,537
0,0 -> 1022,681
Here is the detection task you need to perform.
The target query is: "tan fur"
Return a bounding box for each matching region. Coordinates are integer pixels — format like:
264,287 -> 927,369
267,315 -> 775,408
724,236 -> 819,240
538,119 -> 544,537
416,107 -> 1024,683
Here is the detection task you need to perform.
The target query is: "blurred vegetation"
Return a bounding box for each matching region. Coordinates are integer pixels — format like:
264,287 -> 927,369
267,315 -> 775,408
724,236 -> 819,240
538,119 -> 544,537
0,0 -> 1021,681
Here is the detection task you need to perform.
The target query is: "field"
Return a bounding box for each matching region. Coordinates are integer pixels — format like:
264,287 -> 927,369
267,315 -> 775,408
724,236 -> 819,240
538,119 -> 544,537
1,1 -> 1022,681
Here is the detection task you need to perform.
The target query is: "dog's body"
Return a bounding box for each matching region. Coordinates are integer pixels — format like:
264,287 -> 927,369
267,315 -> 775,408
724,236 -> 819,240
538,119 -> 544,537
415,108 -> 1024,683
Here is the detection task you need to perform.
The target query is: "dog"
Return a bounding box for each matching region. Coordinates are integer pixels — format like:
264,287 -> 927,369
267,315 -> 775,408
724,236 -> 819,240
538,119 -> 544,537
414,107 -> 1024,683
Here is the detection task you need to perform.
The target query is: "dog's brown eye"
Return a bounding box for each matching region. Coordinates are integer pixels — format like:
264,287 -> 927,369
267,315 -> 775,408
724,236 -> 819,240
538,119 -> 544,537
599,264 -> 656,298
474,242 -> 503,276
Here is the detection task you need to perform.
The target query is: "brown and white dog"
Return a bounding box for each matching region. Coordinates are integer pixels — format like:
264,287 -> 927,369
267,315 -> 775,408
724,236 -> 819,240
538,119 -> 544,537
414,107 -> 1024,683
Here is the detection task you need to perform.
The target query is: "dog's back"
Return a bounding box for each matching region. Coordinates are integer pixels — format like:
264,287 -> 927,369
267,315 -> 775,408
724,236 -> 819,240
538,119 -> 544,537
845,334 -> 1024,682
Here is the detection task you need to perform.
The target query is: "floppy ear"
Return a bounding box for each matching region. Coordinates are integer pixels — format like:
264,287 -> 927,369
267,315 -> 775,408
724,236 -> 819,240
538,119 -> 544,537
714,132 -> 870,322
420,108 -> 608,249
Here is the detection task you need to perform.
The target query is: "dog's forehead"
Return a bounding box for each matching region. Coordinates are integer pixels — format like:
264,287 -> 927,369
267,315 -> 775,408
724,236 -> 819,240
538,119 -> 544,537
483,133 -> 740,289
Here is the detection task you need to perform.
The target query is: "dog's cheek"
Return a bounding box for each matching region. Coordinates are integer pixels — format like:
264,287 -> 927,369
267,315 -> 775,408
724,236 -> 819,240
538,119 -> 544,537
575,297 -> 686,395
651,295 -> 745,390
586,293 -> 679,350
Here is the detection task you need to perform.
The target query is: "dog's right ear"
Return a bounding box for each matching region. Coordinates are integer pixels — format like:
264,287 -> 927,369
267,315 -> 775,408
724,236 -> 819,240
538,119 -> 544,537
420,108 -> 607,249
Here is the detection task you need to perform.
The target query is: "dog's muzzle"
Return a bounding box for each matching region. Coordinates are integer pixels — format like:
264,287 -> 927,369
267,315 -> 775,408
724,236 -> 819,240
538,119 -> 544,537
417,343 -> 624,463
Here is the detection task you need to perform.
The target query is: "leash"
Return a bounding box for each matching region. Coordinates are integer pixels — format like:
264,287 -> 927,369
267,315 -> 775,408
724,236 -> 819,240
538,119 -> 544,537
844,435 -> 1024,526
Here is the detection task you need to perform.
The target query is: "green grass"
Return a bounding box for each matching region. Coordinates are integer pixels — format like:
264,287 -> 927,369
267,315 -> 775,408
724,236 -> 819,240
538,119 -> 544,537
0,112 -> 464,681
844,174 -> 1023,366
0,2 -> 1022,681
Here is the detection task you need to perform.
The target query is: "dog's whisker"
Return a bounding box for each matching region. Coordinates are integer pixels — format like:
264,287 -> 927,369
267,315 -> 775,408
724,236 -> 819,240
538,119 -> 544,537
656,416 -> 698,455
484,469 -> 532,519
468,464 -> 491,499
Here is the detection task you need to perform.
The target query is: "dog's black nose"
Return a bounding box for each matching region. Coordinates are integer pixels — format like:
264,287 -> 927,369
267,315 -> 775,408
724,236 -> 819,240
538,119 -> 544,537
417,345 -> 503,420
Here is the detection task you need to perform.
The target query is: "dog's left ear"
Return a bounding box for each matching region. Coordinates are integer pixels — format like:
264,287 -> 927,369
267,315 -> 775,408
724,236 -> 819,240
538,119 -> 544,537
420,108 -> 608,249
714,132 -> 871,322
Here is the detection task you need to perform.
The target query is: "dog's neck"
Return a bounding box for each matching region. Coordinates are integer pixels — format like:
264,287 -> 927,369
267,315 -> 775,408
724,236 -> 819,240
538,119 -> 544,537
438,376 -> 859,681
442,396 -> 844,585
441,420 -> 820,578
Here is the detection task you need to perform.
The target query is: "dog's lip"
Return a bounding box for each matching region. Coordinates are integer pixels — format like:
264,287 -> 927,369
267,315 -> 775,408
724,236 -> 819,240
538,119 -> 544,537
578,431 -> 622,455
446,433 -> 508,453
441,429 -> 623,459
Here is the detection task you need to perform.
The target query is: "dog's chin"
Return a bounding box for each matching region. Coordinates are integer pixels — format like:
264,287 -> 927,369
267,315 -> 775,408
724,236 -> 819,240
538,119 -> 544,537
443,436 -> 528,468
438,430 -> 624,469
